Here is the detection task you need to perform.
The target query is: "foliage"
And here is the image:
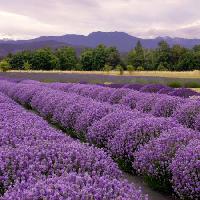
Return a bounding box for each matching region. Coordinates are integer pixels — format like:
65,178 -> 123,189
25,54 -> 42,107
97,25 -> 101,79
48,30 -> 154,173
157,63 -> 168,71
116,65 -> 124,75
0,79 -> 200,199
23,61 -> 31,70
104,64 -> 112,73
30,48 -> 58,70
167,81 -> 182,88
136,66 -> 144,71
80,49 -> 94,70
0,60 -> 10,72
106,47 -> 121,67
127,64 -> 135,74
55,47 -> 77,70
4,40 -> 200,71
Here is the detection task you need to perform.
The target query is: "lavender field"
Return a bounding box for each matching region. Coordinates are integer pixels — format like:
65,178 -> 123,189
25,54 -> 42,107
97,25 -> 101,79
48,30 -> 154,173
0,78 -> 199,200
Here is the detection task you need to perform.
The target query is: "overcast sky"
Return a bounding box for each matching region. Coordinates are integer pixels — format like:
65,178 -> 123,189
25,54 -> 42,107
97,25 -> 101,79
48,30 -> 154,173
0,0 -> 200,39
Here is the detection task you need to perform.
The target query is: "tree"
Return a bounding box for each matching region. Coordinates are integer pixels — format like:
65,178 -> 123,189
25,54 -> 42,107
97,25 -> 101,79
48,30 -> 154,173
134,40 -> 145,67
143,49 -> 156,70
127,50 -> 137,65
80,49 -> 94,71
106,47 -> 121,67
30,48 -> 57,70
93,44 -> 107,70
156,40 -> 171,69
171,45 -> 187,70
127,41 -> 145,68
9,52 -> 25,70
177,50 -> 200,71
55,47 -> 77,70
193,45 -> 200,52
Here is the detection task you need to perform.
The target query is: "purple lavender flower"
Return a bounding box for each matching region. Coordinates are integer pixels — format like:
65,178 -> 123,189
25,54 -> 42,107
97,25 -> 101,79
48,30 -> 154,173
119,91 -> 145,109
0,140 -> 121,193
152,95 -> 185,117
108,88 -> 132,104
169,88 -> 199,98
134,127 -> 199,193
47,82 -> 74,92
140,84 -> 166,93
107,83 -> 125,88
87,110 -> 144,148
173,100 -> 200,129
136,93 -> 158,113
109,117 -> 179,161
78,85 -> 106,99
60,97 -> 95,130
171,139 -> 200,199
122,84 -> 144,91
68,83 -> 88,94
2,173 -> 148,200
96,87 -> 116,102
157,87 -> 174,94
74,102 -> 113,135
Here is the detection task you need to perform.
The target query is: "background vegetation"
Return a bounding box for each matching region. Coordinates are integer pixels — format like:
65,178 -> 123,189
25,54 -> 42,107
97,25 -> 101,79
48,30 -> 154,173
1,40 -> 200,72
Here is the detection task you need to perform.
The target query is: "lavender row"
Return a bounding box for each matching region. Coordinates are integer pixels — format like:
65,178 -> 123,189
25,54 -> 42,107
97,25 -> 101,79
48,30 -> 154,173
0,91 -> 149,199
104,83 -> 199,98
1,80 -> 199,199
19,80 -> 199,122
41,82 -> 184,118
45,82 -> 200,130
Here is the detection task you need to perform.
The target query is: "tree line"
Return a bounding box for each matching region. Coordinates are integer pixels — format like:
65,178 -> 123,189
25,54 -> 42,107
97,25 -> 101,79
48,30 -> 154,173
1,40 -> 200,72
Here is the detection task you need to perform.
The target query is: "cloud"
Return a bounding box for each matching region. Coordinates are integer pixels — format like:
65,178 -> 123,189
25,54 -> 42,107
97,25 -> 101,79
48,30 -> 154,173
0,0 -> 200,39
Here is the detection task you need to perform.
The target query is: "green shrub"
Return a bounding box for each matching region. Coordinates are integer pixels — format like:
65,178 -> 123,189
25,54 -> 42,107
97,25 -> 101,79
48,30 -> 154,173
23,61 -> 31,71
0,60 -> 10,72
73,63 -> 83,71
116,65 -> 124,75
167,81 -> 182,88
184,82 -> 200,88
104,64 -> 112,73
157,63 -> 168,71
127,65 -> 135,74
136,66 -> 144,71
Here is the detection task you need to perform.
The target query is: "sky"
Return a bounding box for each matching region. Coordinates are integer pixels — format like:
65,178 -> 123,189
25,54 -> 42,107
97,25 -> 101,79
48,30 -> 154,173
0,0 -> 200,40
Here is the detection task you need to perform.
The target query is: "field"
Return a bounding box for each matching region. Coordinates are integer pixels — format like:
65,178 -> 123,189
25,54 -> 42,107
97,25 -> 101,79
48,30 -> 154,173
0,77 -> 199,200
2,71 -> 200,88
8,69 -> 200,78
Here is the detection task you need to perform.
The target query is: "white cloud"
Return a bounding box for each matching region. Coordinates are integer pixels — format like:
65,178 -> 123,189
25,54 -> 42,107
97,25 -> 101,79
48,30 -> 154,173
0,0 -> 200,39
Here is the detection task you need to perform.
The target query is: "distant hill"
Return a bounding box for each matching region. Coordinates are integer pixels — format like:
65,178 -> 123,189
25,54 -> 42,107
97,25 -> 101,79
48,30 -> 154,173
1,31 -> 200,57
0,40 -> 86,58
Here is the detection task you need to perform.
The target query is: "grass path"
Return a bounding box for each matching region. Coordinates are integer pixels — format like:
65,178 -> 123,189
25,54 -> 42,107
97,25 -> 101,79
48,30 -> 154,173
8,70 -> 200,79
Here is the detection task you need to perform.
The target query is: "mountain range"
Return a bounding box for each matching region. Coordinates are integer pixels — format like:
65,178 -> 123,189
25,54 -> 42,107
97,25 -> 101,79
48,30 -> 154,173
0,31 -> 200,57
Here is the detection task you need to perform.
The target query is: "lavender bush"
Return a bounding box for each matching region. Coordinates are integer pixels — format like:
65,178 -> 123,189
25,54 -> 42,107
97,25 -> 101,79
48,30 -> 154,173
173,100 -> 200,129
169,88 -> 199,98
157,87 -> 174,94
108,117 -> 179,170
140,84 -> 166,93
152,95 -> 185,117
134,127 -> 199,193
2,173 -> 148,200
108,88 -> 132,104
171,139 -> 200,199
122,83 -> 144,91
87,110 -> 144,148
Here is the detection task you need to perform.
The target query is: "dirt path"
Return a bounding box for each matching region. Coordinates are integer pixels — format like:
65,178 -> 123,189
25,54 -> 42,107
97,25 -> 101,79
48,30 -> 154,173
123,173 -> 176,200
